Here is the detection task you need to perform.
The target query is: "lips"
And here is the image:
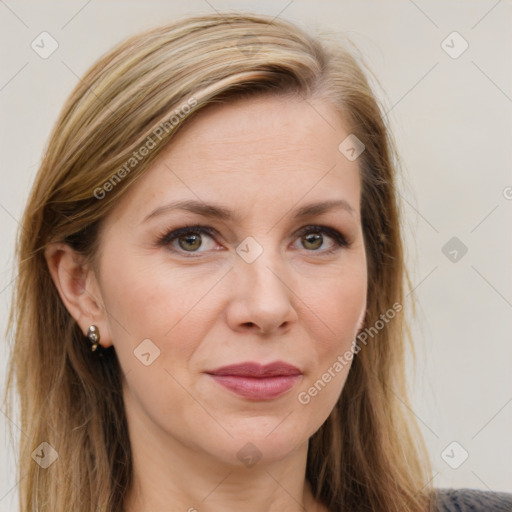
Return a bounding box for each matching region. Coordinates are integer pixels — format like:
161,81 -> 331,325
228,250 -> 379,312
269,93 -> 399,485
205,361 -> 302,400
206,361 -> 302,378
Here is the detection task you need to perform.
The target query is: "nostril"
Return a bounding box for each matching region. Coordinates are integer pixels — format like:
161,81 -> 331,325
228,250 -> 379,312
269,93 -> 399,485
243,322 -> 271,334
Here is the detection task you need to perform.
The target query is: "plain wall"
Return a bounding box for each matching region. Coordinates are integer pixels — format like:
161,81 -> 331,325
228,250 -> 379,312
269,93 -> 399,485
1,1 -> 511,510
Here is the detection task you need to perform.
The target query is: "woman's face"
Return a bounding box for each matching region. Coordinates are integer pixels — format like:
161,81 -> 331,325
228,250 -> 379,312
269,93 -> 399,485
93,94 -> 367,467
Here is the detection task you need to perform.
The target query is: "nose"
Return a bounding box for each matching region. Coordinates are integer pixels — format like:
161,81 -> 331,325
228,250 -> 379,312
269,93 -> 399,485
225,249 -> 298,336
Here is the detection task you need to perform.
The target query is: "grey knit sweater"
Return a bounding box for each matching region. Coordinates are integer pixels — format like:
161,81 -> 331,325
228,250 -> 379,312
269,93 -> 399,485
434,487 -> 512,511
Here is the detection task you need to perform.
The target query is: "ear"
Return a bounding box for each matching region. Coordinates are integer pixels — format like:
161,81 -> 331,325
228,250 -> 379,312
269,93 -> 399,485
45,242 -> 113,348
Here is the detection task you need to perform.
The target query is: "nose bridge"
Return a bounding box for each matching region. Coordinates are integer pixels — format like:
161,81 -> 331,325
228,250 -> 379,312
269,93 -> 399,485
239,238 -> 288,297
229,236 -> 296,333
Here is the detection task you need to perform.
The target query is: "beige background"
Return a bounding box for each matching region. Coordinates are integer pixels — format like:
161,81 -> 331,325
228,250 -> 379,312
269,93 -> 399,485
1,1 -> 511,510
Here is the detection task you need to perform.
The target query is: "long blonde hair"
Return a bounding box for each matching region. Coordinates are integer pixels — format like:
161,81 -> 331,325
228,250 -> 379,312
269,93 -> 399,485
4,12 -> 434,512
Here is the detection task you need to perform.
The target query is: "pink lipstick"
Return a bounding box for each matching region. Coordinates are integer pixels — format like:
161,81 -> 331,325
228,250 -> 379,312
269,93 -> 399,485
206,361 -> 302,400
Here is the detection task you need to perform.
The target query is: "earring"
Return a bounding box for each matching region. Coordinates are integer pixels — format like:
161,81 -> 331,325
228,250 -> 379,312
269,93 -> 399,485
86,325 -> 101,352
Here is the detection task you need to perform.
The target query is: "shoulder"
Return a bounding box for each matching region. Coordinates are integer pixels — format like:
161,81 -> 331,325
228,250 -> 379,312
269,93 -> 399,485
433,487 -> 512,511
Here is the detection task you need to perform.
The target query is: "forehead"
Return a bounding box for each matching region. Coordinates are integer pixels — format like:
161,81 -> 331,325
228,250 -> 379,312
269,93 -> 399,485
107,94 -> 361,226
166,94 -> 349,162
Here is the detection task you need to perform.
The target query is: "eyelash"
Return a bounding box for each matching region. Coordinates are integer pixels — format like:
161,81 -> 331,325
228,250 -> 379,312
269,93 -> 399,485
156,224 -> 349,257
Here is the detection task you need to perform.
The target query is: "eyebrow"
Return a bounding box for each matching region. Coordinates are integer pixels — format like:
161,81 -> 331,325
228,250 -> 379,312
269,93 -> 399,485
142,198 -> 356,224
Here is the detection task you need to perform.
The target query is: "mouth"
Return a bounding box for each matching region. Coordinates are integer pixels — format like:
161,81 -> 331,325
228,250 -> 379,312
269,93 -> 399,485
205,361 -> 302,401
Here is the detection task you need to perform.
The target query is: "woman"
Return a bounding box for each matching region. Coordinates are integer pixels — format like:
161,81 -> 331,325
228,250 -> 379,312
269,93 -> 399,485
3,11 -> 511,512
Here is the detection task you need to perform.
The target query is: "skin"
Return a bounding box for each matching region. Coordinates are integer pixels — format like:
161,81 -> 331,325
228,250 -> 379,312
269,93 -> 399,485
47,94 -> 367,512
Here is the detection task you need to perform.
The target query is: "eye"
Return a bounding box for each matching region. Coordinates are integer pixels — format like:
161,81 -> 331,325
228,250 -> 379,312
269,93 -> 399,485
156,225 -> 219,255
293,225 -> 349,254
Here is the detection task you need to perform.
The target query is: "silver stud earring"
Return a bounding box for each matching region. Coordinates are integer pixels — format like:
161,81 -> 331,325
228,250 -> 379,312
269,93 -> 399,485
86,325 -> 100,352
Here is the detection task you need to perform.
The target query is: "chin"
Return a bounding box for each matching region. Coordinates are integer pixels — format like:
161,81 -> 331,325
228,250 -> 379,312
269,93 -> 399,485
204,422 -> 310,468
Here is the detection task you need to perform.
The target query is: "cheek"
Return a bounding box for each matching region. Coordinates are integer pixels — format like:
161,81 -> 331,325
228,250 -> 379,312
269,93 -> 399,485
98,252 -> 230,382
296,263 -> 366,409
302,263 -> 367,347
98,258 -> 210,421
